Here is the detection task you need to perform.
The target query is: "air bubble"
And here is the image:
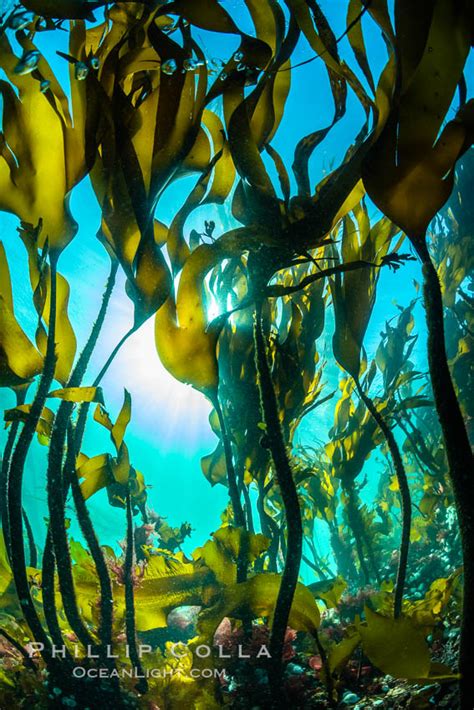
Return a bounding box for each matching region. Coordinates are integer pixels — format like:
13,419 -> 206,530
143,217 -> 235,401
8,11 -> 32,30
75,61 -> 89,80
161,59 -> 177,75
183,58 -> 198,71
14,50 -> 40,75
209,58 -> 224,70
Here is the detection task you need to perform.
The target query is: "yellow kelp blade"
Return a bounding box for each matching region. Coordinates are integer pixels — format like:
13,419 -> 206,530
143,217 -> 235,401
308,576 -> 347,609
4,404 -> 54,444
0,35 -> 81,252
125,239 -> 173,327
0,242 -> 13,311
18,224 -> 77,384
72,11 -> 211,323
362,0 -> 473,239
155,242 -> 235,396
357,607 -> 430,678
331,204 -> 399,378
193,527 -> 270,585
0,241 -> 43,387
0,532 -> 13,596
111,389 -> 132,452
93,403 -> 113,431
201,443 -> 227,487
197,573 -> 321,643
76,453 -> 112,500
327,630 -> 361,676
0,297 -> 43,387
48,386 -> 104,403
133,559 -> 216,633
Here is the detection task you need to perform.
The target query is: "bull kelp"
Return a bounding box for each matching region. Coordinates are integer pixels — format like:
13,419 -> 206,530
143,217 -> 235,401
0,0 -> 472,708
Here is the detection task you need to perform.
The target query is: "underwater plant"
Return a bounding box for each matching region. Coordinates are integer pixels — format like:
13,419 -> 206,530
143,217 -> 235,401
0,1 -> 472,709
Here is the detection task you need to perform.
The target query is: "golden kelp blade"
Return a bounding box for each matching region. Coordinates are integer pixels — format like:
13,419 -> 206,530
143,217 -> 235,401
71,7 -> 224,324
18,225 -> 77,384
0,242 -> 43,387
155,242 -> 237,396
330,203 -> 400,378
48,386 -> 104,403
4,404 -> 54,443
362,0 -> 473,239
0,35 -> 84,252
196,573 -> 321,643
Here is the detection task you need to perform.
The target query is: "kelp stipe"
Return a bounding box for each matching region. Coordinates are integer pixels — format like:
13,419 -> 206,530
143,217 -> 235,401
41,260 -> 118,658
361,3 -> 474,703
124,490 -> 148,694
354,379 -> 411,618
253,297 -> 303,701
415,238 -> 474,707
7,246 -> 58,662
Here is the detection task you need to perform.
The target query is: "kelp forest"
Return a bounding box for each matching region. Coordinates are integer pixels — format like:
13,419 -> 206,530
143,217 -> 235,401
0,0 -> 472,708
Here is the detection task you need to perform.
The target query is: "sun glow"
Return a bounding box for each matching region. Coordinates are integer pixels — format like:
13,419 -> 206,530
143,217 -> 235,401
89,286 -> 215,453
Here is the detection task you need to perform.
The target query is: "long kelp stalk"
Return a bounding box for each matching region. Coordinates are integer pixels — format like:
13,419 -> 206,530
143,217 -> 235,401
313,628 -> 335,707
22,508 -> 37,568
93,325 -> 138,388
356,381 -> 411,618
253,300 -> 303,696
415,239 -> 474,707
0,628 -> 37,672
329,519 -> 359,586
242,482 -> 255,534
213,396 -> 249,581
72,324 -> 138,456
360,523 -> 381,586
344,485 -> 371,585
44,260 -> 118,650
306,538 -> 333,578
1,387 -> 26,558
213,396 -> 246,530
66,422 -> 115,660
7,257 -> 59,660
302,554 -> 326,578
41,532 -> 70,652
124,491 -> 148,695
65,425 -> 123,703
256,482 -> 279,573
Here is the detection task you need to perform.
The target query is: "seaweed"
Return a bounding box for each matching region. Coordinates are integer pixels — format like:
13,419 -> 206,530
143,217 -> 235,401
0,1 -> 472,708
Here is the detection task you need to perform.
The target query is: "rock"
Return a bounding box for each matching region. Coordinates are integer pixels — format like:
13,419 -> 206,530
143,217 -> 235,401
167,605 -> 200,633
286,663 -> 305,675
341,691 -> 360,705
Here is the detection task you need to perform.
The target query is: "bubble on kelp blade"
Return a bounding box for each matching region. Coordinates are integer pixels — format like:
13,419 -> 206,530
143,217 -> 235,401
74,61 -> 89,81
161,58 -> 177,75
8,10 -> 32,29
14,49 -> 40,75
